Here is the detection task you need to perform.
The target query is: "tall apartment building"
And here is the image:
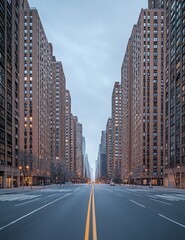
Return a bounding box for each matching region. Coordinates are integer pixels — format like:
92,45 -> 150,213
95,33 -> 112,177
106,118 -> 113,179
112,82 -> 122,182
76,121 -> 83,177
70,115 -> 84,179
50,48 -> 66,181
164,0 -> 185,188
121,6 -> 165,185
19,4 -> 51,185
0,0 -> 21,188
121,39 -> 132,183
65,90 -> 71,174
70,114 -> 77,175
82,136 -> 86,178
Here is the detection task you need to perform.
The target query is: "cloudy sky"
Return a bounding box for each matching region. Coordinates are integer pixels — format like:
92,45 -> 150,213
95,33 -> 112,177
29,0 -> 148,175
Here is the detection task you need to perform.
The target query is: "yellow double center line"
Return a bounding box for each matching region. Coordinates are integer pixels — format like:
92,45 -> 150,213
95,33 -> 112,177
84,185 -> 97,240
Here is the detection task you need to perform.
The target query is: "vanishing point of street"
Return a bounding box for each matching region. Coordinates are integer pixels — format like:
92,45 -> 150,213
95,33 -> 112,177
0,184 -> 185,240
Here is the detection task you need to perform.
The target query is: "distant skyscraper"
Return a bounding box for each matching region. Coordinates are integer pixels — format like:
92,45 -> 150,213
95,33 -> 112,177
101,131 -> 107,178
96,131 -> 107,180
121,7 -> 165,185
148,0 -> 166,9
85,154 -> 91,180
164,0 -> 185,188
19,4 -> 51,185
106,118 -> 113,179
0,0 -> 21,188
96,144 -> 101,180
112,82 -> 122,182
95,159 -> 99,180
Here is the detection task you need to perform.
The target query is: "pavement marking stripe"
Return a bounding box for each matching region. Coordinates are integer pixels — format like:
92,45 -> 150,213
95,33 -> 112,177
0,193 -> 71,231
84,188 -> 92,240
73,188 -> 80,192
46,194 -> 57,198
106,189 -> 113,192
129,199 -> 146,208
116,193 -> 123,198
15,197 -> 42,207
123,190 -> 142,197
150,198 -> 172,206
92,187 -> 97,240
158,214 -> 185,228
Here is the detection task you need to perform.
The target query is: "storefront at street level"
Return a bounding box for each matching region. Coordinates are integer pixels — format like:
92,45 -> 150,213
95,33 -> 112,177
0,166 -> 19,188
164,166 -> 185,189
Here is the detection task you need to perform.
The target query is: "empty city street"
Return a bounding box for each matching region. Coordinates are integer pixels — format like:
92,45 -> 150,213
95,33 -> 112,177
0,184 -> 185,240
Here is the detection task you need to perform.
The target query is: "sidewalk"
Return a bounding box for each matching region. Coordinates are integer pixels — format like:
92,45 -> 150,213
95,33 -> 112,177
121,184 -> 185,193
0,184 -> 58,195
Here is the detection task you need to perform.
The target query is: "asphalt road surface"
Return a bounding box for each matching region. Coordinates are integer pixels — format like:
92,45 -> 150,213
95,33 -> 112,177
0,184 -> 185,240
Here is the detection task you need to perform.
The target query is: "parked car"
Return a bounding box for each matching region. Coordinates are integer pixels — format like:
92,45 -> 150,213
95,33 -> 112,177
110,181 -> 115,186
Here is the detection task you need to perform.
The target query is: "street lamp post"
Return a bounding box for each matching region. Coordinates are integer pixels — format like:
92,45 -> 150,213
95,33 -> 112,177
19,166 -> 24,189
129,172 -> 132,185
25,165 -> 29,186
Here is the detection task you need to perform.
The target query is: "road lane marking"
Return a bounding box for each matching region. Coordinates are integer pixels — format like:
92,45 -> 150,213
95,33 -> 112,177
129,199 -> 146,208
84,188 -> 92,240
46,194 -> 57,198
150,198 -> 172,206
158,214 -> 185,228
106,189 -> 113,192
84,186 -> 97,240
127,192 -> 142,197
73,188 -> 80,192
15,197 -> 42,206
116,193 -> 123,198
0,193 -> 71,231
122,190 -> 142,197
38,189 -> 73,193
92,187 -> 97,240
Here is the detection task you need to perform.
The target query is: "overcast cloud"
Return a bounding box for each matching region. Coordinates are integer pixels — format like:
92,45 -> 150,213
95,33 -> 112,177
29,0 -> 148,174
